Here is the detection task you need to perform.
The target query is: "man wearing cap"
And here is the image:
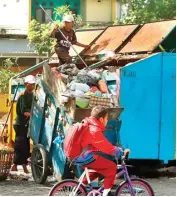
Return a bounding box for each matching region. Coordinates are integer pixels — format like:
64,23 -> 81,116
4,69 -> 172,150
50,14 -> 89,64
11,75 -> 36,174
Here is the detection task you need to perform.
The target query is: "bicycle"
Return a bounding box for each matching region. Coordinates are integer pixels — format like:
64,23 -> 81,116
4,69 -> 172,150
49,151 -> 154,196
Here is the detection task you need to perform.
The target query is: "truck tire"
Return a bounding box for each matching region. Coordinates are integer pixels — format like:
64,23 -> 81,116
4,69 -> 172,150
31,144 -> 48,184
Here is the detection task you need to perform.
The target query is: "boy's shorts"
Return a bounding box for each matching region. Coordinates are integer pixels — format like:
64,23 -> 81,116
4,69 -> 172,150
55,46 -> 72,64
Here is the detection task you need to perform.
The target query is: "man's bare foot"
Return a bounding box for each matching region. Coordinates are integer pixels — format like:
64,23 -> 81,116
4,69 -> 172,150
27,157 -> 31,165
11,164 -> 18,171
22,164 -> 29,174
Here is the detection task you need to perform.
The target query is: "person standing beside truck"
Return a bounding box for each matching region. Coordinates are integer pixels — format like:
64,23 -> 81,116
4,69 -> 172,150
11,75 -> 36,174
50,14 -> 89,64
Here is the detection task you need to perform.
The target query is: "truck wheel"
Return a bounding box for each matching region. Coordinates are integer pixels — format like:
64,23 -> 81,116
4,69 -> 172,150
31,144 -> 48,184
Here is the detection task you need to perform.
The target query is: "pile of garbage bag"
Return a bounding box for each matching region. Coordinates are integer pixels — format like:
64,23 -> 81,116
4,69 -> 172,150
55,63 -> 121,109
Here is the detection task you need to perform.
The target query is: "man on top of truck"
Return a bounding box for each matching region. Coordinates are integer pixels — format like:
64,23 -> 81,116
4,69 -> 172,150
50,14 -> 89,64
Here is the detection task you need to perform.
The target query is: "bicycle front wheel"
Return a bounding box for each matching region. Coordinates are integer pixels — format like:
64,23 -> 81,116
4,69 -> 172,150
115,178 -> 154,196
49,180 -> 87,196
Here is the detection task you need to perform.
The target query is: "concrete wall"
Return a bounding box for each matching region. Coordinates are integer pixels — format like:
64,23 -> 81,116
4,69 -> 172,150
0,0 -> 29,29
85,0 -> 112,22
0,38 -> 34,53
80,0 -> 121,23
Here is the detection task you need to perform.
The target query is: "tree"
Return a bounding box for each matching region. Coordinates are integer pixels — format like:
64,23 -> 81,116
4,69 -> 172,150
118,0 -> 176,24
28,20 -> 55,55
54,5 -> 83,28
0,59 -> 16,94
28,5 -> 84,55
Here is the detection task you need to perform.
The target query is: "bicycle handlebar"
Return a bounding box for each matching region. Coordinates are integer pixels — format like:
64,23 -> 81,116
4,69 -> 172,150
119,149 -> 130,165
123,149 -> 130,160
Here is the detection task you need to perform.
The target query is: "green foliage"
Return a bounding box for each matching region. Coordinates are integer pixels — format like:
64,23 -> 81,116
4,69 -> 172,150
3,58 -> 14,69
0,59 -> 16,94
81,23 -> 93,29
113,19 -> 123,25
28,20 -> 55,55
54,5 -> 83,28
119,0 -> 176,24
54,5 -> 72,19
74,15 -> 83,28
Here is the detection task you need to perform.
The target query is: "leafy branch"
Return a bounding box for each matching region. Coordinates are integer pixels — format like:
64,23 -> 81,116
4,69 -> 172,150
116,0 -> 176,24
0,59 -> 16,94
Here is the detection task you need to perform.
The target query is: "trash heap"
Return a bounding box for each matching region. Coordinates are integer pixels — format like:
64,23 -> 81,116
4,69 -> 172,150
54,63 -> 121,109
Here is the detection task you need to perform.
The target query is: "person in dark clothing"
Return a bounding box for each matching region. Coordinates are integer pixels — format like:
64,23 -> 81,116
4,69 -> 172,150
50,14 -> 90,64
11,75 -> 36,174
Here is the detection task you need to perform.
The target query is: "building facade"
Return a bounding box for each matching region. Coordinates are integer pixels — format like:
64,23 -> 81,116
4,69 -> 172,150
0,0 -> 29,31
0,0 -> 125,32
30,0 -> 123,24
81,0 -> 116,23
31,0 -> 81,23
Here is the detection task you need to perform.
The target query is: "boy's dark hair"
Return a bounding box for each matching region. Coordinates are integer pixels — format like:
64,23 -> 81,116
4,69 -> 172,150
91,106 -> 108,119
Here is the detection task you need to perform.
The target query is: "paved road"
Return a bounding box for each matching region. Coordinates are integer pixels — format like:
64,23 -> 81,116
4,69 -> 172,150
0,177 -> 175,196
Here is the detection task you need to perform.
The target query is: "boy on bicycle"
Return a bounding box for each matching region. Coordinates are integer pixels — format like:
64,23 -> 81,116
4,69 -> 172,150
74,106 -> 125,196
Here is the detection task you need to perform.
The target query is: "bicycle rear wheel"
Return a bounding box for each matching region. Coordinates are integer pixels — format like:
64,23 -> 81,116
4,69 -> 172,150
49,180 -> 87,196
115,178 -> 154,196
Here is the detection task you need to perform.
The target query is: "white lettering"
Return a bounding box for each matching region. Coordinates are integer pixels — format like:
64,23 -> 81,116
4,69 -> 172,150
60,40 -> 71,47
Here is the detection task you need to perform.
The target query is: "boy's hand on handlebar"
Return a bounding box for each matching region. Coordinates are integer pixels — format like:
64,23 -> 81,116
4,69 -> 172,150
123,149 -> 130,159
124,149 -> 130,155
116,147 -> 124,158
115,148 -> 130,159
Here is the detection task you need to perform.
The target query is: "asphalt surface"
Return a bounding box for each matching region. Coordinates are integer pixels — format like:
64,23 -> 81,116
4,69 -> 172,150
0,177 -> 176,196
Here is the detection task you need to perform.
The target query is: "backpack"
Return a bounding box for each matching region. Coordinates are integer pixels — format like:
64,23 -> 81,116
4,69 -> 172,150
63,121 -> 88,159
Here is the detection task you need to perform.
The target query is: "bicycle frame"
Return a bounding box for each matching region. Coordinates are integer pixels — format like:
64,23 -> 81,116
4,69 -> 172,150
70,164 -> 136,196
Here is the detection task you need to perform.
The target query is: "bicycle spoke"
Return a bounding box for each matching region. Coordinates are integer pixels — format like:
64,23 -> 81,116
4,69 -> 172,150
50,181 -> 87,196
116,179 -> 153,196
